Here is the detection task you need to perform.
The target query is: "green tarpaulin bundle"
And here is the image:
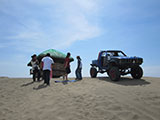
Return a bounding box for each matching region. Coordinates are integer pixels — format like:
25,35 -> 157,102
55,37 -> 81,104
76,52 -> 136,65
37,49 -> 74,63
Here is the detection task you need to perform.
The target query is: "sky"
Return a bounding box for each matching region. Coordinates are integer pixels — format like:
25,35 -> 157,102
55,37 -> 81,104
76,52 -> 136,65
0,0 -> 160,78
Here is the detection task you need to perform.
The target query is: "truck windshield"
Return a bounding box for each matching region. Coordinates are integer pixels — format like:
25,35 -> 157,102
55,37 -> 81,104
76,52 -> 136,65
107,51 -> 126,57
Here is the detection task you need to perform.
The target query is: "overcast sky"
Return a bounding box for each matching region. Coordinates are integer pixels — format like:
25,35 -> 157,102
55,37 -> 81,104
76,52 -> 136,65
0,0 -> 160,78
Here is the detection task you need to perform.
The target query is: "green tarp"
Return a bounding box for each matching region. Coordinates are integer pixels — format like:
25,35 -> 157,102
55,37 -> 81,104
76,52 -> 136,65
37,49 -> 74,62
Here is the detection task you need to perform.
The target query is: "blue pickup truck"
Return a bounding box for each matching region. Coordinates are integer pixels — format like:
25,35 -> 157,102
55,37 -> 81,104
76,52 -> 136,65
90,50 -> 143,81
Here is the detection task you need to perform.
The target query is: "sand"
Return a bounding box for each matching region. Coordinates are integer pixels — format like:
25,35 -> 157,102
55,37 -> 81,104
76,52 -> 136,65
0,76 -> 160,120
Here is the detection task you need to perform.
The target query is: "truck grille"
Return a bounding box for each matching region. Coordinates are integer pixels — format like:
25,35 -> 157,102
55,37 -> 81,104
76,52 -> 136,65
120,59 -> 142,64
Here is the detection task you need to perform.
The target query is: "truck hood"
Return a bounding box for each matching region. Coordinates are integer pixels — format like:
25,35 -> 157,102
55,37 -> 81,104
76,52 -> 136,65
111,56 -> 143,60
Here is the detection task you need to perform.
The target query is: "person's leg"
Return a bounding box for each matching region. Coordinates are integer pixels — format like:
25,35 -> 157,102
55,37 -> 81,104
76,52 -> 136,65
79,68 -> 82,80
33,70 -> 36,82
76,68 -> 81,80
75,69 -> 78,79
65,74 -> 68,80
37,70 -> 40,81
42,70 -> 45,80
48,70 -> 51,85
65,68 -> 68,80
34,69 -> 39,81
64,68 -> 66,81
46,70 -> 50,85
43,70 -> 47,84
67,67 -> 71,80
45,71 -> 48,84
63,75 -> 65,80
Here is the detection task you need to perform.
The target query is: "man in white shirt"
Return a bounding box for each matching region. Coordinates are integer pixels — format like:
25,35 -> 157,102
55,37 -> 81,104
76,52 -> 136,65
41,53 -> 54,85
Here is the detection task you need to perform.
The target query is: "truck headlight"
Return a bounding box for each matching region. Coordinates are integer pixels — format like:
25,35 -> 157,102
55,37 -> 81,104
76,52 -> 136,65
133,60 -> 136,63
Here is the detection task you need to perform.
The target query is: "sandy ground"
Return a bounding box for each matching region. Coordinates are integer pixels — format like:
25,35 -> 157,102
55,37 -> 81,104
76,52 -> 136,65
0,76 -> 160,120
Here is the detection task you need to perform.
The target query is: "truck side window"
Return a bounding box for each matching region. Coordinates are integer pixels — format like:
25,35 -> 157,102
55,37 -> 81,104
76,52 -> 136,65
107,54 -> 111,60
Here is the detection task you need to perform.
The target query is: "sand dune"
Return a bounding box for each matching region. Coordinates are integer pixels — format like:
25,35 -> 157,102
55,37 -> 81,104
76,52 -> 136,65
0,77 -> 160,120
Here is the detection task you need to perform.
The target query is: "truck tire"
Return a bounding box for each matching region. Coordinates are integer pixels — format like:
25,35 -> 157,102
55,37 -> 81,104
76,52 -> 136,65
109,67 -> 120,81
131,66 -> 143,79
90,67 -> 97,78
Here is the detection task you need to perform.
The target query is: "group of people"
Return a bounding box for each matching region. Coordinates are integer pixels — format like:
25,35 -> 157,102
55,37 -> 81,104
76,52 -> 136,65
27,52 -> 82,86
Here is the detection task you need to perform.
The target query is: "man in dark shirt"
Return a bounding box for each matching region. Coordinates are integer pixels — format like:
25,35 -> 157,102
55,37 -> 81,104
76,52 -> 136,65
27,54 -> 40,82
75,56 -> 82,80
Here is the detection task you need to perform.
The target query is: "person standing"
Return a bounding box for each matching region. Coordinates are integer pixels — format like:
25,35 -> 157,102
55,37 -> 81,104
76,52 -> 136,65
75,56 -> 82,80
27,54 -> 40,82
63,52 -> 71,81
41,53 -> 54,86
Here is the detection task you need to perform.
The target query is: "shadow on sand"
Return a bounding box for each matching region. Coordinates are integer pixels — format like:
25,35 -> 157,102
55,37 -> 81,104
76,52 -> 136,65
98,77 -> 150,86
21,81 -> 34,87
33,84 -> 48,90
21,79 -> 43,87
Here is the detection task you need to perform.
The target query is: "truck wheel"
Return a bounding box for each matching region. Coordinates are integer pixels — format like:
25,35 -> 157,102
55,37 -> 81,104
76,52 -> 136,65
90,67 -> 97,78
131,66 -> 143,79
109,67 -> 120,81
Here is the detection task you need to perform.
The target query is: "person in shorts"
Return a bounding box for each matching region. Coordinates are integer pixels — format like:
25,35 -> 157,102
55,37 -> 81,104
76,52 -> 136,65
63,52 -> 71,80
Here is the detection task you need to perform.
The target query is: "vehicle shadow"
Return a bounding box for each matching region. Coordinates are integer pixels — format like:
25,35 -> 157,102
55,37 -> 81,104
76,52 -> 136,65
33,84 -> 48,90
98,77 -> 150,86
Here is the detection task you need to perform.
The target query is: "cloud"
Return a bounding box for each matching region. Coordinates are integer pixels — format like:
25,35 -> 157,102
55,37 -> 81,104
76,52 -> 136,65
0,0 -> 103,77
0,0 -> 102,51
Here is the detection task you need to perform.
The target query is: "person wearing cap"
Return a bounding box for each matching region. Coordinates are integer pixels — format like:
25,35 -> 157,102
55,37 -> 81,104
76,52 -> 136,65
75,56 -> 82,80
27,54 -> 40,82
41,53 -> 54,86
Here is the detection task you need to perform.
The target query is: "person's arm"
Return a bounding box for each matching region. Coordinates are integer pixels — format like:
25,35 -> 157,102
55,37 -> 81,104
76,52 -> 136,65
64,59 -> 68,68
50,59 -> 54,69
51,59 -> 54,69
51,63 -> 54,69
40,58 -> 44,69
27,61 -> 32,67
36,60 -> 39,65
64,62 -> 67,68
40,61 -> 43,69
77,60 -> 80,69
